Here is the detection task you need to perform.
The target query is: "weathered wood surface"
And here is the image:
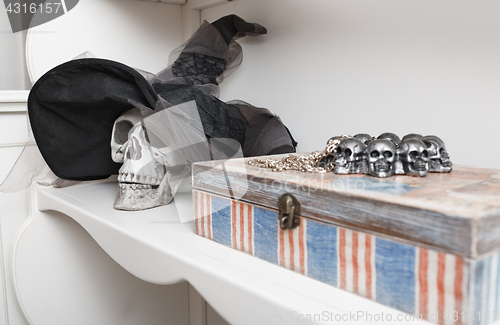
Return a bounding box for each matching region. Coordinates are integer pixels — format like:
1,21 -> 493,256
192,154 -> 500,258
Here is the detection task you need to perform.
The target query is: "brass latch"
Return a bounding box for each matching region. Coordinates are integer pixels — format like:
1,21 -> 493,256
278,193 -> 301,230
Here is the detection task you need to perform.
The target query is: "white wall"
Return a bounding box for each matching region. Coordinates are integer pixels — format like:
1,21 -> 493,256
0,1 -> 188,324
26,0 -> 184,83
0,8 -> 29,90
202,0 -> 500,169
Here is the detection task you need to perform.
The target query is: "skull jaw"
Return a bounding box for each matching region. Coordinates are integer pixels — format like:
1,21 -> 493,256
114,172 -> 173,211
333,161 -> 350,175
428,159 -> 452,173
403,159 -> 428,177
368,160 -> 394,178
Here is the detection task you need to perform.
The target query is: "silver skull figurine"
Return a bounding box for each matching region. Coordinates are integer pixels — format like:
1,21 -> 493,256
332,138 -> 367,174
322,133 -> 451,178
422,135 -> 452,173
398,139 -> 429,177
110,108 -> 187,211
367,139 -> 397,178
353,133 -> 373,145
377,132 -> 402,147
401,133 -> 423,142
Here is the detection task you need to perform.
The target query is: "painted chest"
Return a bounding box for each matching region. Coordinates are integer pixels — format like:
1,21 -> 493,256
192,154 -> 500,325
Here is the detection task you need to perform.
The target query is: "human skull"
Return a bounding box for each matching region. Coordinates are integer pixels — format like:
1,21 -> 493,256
110,108 -> 186,210
367,139 -> 396,177
402,133 -> 423,142
377,132 -> 402,147
332,138 -> 367,174
422,135 -> 452,172
319,135 -> 348,170
353,133 -> 373,145
398,139 -> 429,177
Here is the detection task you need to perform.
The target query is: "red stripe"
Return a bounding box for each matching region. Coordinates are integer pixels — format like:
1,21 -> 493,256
247,205 -> 253,254
454,257 -> 463,325
200,191 -> 205,238
279,228 -> 285,267
289,229 -> 295,271
206,193 -> 212,240
437,252 -> 446,325
419,248 -> 429,320
194,191 -> 199,235
299,221 -> 305,275
339,228 -> 346,290
231,201 -> 237,248
239,203 -> 245,251
365,235 -> 372,299
352,231 -> 359,294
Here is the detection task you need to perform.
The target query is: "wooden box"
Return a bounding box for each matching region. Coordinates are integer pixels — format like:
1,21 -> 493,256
192,154 -> 500,325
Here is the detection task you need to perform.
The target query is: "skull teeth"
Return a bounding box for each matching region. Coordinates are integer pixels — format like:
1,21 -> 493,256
373,160 -> 389,172
117,173 -> 161,186
119,183 -> 153,190
412,160 -> 427,171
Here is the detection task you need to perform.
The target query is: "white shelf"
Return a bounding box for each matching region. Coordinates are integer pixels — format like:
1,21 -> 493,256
31,181 -> 431,325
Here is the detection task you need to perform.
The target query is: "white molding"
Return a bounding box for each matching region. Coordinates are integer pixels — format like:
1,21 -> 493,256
0,107 -> 27,113
0,91 -> 29,113
181,0 -> 232,41
0,91 -> 29,104
0,142 -> 35,149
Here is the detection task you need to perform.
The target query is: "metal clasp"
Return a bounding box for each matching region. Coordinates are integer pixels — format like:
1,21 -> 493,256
278,193 -> 301,230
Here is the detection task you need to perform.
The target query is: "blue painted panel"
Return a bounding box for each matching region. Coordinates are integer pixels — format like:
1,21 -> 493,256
254,206 -> 278,264
307,220 -> 337,286
375,238 -> 416,315
211,196 -> 231,246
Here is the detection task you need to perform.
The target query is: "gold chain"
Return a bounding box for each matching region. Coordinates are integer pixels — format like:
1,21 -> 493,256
248,135 -> 350,173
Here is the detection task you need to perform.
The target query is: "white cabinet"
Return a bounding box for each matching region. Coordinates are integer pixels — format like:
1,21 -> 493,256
2,0 -> 500,323
0,91 -> 30,325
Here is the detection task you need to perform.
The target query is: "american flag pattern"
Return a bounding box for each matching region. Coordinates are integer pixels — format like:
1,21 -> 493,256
193,190 -> 500,325
279,221 -> 307,275
338,228 -> 376,299
231,200 -> 254,255
415,248 -> 468,325
194,191 -> 212,240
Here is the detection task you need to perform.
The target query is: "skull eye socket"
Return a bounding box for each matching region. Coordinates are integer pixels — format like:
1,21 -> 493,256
334,147 -> 342,154
114,121 -> 134,144
422,150 -> 429,158
370,151 -> 380,158
345,148 -> 352,157
409,151 -> 417,160
439,148 -> 445,155
383,151 -> 393,159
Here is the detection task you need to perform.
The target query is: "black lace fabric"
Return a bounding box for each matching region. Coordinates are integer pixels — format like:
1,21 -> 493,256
153,83 -> 246,149
150,19 -> 296,158
155,21 -> 242,87
171,53 -> 227,86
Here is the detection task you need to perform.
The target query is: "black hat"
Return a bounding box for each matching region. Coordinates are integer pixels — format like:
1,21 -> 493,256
28,58 -> 158,181
28,58 -> 297,182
